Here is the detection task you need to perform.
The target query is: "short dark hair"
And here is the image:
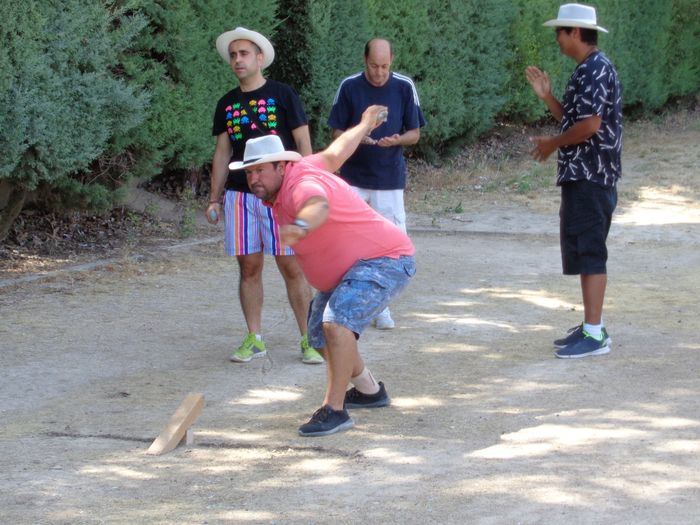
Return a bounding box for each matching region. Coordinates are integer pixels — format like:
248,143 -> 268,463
579,27 -> 598,45
557,26 -> 598,45
364,38 -> 393,58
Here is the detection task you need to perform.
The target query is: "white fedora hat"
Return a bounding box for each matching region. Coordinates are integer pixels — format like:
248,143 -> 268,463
543,3 -> 608,33
228,135 -> 302,171
215,27 -> 275,68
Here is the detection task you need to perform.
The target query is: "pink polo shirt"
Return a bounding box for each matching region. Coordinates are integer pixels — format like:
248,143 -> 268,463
271,155 -> 415,292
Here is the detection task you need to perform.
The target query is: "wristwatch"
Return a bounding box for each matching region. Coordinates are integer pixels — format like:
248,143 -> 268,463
293,218 -> 310,232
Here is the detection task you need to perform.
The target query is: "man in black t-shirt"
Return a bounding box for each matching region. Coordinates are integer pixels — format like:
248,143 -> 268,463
207,27 -> 322,365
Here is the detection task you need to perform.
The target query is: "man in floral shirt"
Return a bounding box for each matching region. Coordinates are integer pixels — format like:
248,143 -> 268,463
525,4 -> 622,358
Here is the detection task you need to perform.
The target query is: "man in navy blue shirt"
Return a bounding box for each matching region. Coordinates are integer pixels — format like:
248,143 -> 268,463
525,4 -> 622,359
328,38 -> 426,330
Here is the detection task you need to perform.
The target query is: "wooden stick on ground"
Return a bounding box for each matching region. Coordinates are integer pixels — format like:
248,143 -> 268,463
147,392 -> 204,456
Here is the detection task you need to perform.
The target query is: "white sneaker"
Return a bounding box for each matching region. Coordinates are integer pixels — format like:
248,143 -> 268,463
374,308 -> 395,330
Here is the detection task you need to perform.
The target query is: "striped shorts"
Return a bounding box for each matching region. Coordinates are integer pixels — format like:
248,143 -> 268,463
224,190 -> 294,256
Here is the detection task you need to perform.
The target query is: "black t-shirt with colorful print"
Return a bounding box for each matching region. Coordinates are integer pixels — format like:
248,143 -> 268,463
212,79 -> 308,192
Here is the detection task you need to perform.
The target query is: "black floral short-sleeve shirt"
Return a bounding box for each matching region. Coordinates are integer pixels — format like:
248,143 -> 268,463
558,51 -> 622,188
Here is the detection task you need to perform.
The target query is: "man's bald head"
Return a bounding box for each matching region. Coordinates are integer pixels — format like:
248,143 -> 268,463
364,38 -> 393,87
364,38 -> 393,59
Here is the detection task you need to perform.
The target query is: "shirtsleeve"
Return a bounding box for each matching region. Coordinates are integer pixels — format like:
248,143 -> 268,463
281,84 -> 309,130
327,83 -> 351,131
402,82 -> 426,132
287,155 -> 331,214
576,63 -> 609,120
212,96 -> 228,136
290,180 -> 328,215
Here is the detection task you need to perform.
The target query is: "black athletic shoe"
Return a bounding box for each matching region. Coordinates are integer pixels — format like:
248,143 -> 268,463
344,381 -> 390,409
298,405 -> 355,437
555,330 -> 611,359
554,324 -> 611,349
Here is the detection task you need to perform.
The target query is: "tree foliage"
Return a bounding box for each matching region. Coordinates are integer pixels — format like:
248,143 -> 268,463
2,0 -> 699,240
0,0 -> 148,239
114,0 -> 278,179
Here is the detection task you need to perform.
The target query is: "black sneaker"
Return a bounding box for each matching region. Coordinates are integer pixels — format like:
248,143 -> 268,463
298,405 -> 355,437
555,330 -> 611,359
344,381 -> 390,409
554,324 -> 612,349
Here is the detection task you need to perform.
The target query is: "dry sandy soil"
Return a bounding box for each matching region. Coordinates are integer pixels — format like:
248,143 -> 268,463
1,112 -> 699,524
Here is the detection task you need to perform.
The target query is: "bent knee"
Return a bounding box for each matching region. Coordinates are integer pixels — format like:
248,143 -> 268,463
276,256 -> 305,279
322,322 -> 357,341
238,256 -> 263,280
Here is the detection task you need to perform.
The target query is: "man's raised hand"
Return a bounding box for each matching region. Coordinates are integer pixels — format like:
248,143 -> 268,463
525,66 -> 552,100
361,105 -> 389,133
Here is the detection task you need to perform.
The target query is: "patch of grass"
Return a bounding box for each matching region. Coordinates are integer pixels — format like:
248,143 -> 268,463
125,211 -> 142,247
406,105 -> 699,217
144,201 -> 160,217
506,164 -> 553,194
482,179 -> 502,193
125,210 -> 142,227
178,188 -> 197,238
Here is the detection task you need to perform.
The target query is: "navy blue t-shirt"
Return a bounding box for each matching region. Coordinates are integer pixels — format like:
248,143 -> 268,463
327,72 -> 426,190
558,51 -> 622,188
212,80 -> 307,192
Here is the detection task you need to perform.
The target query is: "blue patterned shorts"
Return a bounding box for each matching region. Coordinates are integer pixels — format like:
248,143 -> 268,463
307,255 -> 416,349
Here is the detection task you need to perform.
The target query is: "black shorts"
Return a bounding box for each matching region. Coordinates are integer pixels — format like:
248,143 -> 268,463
559,179 -> 617,275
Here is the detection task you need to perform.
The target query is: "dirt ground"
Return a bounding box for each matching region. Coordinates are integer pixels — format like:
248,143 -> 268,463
1,112 -> 699,524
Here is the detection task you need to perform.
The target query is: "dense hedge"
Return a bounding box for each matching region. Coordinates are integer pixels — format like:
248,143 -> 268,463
1,0 -> 699,238
115,0 -> 278,180
0,0 -> 149,239
290,0 -> 699,150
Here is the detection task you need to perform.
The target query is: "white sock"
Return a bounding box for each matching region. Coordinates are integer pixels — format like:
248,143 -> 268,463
583,323 -> 602,339
255,334 -> 263,342
351,367 -> 380,395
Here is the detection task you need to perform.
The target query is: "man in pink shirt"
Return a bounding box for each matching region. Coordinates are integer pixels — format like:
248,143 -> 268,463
230,105 -> 416,436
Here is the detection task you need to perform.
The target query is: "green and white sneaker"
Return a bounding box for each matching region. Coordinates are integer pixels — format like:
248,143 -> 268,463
300,334 -> 323,364
554,324 -> 611,349
230,333 -> 266,363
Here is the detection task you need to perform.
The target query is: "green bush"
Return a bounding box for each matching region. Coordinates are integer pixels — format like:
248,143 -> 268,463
600,0 -> 674,110
301,0 -> 373,148
508,0 -> 700,117
0,0 -> 148,240
415,0 -> 515,152
115,0 -> 279,179
298,0 -> 518,153
268,0 -> 313,100
365,0 -> 431,77
665,0 -> 700,100
500,0 -> 569,122
2,0 -> 699,241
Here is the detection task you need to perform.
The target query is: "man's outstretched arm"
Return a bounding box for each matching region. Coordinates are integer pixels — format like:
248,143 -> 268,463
319,105 -> 387,173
